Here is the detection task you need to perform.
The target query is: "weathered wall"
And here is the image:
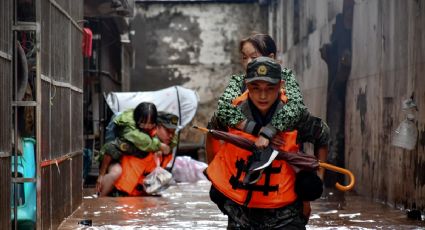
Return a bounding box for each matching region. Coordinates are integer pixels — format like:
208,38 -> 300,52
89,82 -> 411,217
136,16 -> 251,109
270,0 -> 346,187
131,3 -> 268,141
345,0 -> 425,210
269,0 -> 343,119
273,0 -> 425,211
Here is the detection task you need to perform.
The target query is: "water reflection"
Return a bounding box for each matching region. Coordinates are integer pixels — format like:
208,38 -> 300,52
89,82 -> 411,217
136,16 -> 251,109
308,188 -> 424,229
59,181 -> 424,229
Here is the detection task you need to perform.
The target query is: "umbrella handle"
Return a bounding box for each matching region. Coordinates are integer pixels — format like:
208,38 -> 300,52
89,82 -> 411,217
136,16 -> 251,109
319,162 -> 355,192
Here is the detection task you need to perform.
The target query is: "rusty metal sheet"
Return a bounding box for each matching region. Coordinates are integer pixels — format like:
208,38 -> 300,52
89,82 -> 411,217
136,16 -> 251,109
0,0 -> 12,228
0,158 -> 12,230
50,161 -> 72,229
71,91 -> 83,152
41,166 -> 52,229
41,81 -> 51,159
71,26 -> 83,89
38,0 -> 84,228
72,154 -> 83,210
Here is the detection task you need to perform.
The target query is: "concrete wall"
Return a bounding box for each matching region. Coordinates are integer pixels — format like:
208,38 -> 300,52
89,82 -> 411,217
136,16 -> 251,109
269,0 -> 343,119
131,3 -> 267,141
345,0 -> 425,210
272,0 -> 425,211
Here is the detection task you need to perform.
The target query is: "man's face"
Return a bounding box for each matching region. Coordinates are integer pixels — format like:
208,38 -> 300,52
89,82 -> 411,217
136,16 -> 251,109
246,80 -> 281,115
156,125 -> 176,145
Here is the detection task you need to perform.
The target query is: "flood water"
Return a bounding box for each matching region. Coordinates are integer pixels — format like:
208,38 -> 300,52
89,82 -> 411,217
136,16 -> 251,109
59,181 -> 425,229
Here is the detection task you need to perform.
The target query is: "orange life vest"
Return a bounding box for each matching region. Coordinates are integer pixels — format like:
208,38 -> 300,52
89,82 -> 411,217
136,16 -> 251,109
114,153 -> 172,196
205,129 -> 299,208
205,89 -> 299,208
206,88 -> 288,163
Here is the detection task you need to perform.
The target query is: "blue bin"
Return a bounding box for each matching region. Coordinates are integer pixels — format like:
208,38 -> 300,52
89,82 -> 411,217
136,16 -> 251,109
11,137 -> 36,228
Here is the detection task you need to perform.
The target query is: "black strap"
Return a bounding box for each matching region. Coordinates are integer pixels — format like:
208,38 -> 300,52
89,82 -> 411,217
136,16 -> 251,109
230,178 -> 279,193
229,159 -> 246,190
229,158 -> 282,195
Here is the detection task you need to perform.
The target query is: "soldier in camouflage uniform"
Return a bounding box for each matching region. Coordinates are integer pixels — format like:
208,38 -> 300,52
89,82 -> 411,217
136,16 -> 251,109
217,34 -> 303,141
96,103 -> 173,196
212,33 -> 329,165
208,33 -> 330,222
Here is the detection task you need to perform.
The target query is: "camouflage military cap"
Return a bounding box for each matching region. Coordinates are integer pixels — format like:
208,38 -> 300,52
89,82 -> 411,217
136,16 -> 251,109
246,57 -> 281,84
157,112 -> 179,129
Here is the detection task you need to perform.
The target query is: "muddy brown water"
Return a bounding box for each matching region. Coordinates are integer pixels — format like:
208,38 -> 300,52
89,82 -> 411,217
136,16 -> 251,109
59,181 -> 424,229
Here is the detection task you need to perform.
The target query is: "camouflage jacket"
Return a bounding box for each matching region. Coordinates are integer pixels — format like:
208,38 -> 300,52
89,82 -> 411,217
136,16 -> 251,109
217,68 -> 306,131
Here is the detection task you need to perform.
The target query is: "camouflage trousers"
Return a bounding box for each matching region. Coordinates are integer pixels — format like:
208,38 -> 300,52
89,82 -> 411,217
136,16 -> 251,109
209,186 -> 307,230
98,138 -> 149,162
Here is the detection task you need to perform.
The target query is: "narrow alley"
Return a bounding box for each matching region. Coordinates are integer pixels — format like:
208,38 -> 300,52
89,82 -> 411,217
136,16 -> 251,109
1,0 -> 425,229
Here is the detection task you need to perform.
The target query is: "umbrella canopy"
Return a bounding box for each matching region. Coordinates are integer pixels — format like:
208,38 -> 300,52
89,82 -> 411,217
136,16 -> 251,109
194,126 -> 354,192
194,126 -> 319,171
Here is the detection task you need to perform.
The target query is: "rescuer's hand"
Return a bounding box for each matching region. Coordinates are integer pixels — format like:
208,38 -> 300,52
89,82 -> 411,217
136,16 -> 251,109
154,150 -> 163,156
96,175 -> 103,195
318,167 -> 325,181
236,119 -> 247,131
303,201 -> 311,223
254,135 -> 269,149
160,143 -> 171,155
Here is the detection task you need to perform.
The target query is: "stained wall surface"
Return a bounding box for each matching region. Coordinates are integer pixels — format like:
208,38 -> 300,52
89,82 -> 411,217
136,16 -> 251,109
131,2 -> 268,141
271,0 -> 425,211
345,0 -> 425,210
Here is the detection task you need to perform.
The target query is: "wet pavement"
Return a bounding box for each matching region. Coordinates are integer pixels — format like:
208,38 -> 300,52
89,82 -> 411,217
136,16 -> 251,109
59,181 -> 425,229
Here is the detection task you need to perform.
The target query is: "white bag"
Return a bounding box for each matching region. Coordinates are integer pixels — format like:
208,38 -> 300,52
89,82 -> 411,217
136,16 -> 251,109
171,156 -> 208,183
143,153 -> 173,194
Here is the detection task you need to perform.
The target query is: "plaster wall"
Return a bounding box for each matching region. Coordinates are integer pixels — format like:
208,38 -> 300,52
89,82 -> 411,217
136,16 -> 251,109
132,3 -> 268,141
275,0 -> 425,210
345,0 -> 425,210
269,0 -> 343,122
